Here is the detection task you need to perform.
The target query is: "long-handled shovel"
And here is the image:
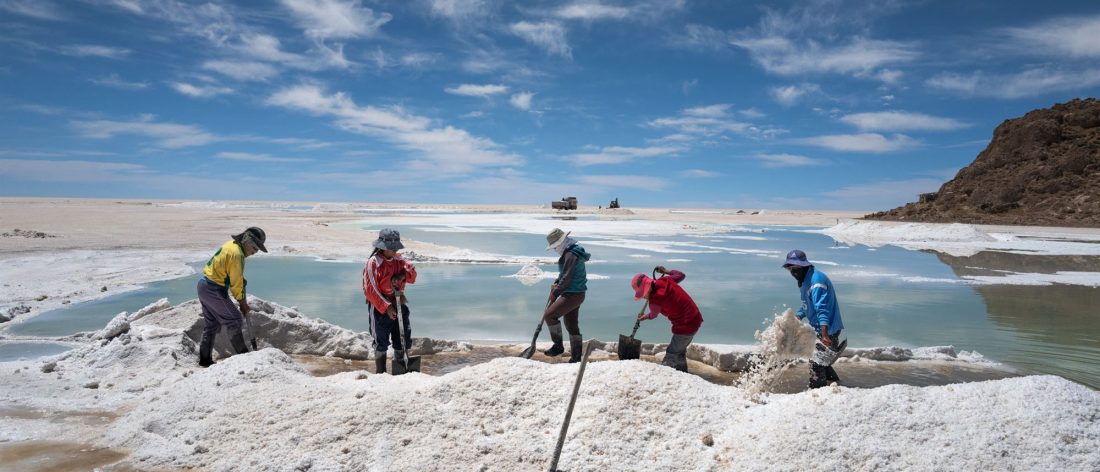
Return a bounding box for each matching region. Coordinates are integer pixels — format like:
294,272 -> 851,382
244,313 -> 258,351
519,293 -> 556,359
617,301 -> 648,360
548,340 -> 595,472
391,289 -> 421,375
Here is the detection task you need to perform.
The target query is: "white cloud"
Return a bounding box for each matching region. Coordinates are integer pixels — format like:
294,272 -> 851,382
266,85 -> 522,173
739,108 -> 765,119
753,153 -> 827,168
510,92 -> 535,110
444,84 -> 510,97
680,169 -> 720,178
1002,15 -> 1100,58
59,44 -> 132,59
280,0 -> 392,39
733,36 -> 918,77
216,152 -> 310,163
0,0 -> 63,20
683,104 -> 731,118
90,74 -> 149,90
71,115 -> 220,148
170,82 -> 234,98
570,145 -> 682,166
840,111 -> 969,132
102,0 -> 143,14
681,79 -> 698,95
798,133 -> 917,153
510,21 -> 572,58
769,83 -> 820,106
648,104 -> 783,139
554,3 -> 629,21
427,0 -> 492,21
926,68 -> 1100,99
579,174 -> 666,190
202,60 -> 279,81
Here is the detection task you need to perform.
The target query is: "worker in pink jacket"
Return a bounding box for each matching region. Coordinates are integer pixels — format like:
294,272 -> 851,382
630,266 -> 703,372
362,228 -> 417,374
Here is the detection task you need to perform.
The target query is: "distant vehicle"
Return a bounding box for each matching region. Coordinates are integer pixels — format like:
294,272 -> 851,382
551,196 -> 578,210
608,198 -> 620,209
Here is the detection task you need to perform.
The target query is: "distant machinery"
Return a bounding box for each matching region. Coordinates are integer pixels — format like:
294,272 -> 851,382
551,196 -> 578,210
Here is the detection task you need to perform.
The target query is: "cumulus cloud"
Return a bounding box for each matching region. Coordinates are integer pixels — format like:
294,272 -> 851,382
510,92 -> 535,110
554,2 -> 629,21
90,74 -> 149,90
170,82 -> 234,98
798,133 -> 917,152
70,115 -> 221,148
510,21 -> 572,58
266,85 -> 522,173
926,68 -> 1100,99
840,111 -> 969,132
753,153 -> 828,168
59,44 -> 132,59
569,145 -> 682,166
1002,15 -> 1100,58
280,0 -> 392,39
202,60 -> 279,81
769,83 -> 820,106
445,84 -> 510,97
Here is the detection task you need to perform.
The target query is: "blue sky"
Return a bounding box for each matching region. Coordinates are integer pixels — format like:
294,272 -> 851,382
1,0 -> 1098,209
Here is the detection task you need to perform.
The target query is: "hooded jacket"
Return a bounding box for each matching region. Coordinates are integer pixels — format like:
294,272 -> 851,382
553,244 -> 590,297
362,253 -> 418,314
797,266 -> 844,336
644,270 -> 703,335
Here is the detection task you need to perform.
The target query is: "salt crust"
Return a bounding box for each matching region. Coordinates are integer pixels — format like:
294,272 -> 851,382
820,220 -> 1100,258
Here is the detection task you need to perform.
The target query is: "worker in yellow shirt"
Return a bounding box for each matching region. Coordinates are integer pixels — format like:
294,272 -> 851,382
197,227 -> 267,367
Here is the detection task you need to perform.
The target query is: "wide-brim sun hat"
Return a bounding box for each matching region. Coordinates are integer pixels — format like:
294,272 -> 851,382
631,273 -> 653,300
373,228 -> 405,251
545,228 -> 571,251
243,227 -> 268,252
782,249 -> 812,268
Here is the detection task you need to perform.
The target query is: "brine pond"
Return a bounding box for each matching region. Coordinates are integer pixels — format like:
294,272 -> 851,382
4,216 -> 1098,389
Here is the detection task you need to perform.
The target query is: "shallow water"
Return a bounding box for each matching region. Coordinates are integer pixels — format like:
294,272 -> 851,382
4,214 -> 1098,389
0,342 -> 73,361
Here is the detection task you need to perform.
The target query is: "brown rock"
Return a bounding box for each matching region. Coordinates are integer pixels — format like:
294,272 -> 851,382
868,98 -> 1100,227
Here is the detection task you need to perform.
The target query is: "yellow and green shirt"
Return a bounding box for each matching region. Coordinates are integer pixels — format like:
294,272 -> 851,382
203,240 -> 246,301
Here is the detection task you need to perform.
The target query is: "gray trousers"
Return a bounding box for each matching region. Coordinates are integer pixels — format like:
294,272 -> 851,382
197,277 -> 243,338
662,334 -> 694,372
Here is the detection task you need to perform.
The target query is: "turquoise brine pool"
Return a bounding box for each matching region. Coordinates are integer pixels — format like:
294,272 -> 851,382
4,216 -> 1098,389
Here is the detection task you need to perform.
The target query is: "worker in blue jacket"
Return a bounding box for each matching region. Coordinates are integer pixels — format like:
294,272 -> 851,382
783,249 -> 845,388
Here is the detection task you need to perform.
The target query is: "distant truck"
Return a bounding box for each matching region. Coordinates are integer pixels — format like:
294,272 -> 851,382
551,196 -> 578,210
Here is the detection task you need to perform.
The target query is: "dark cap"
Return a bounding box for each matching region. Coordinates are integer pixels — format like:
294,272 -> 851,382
373,228 -> 404,251
245,227 -> 268,253
782,249 -> 811,268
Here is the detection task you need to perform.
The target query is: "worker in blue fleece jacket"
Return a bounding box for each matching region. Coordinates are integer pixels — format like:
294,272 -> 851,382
783,249 -> 845,388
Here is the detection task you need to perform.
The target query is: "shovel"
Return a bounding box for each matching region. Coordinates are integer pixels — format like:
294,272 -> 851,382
519,293 -> 556,359
391,289 -> 421,375
244,313 -> 259,351
617,302 -> 648,360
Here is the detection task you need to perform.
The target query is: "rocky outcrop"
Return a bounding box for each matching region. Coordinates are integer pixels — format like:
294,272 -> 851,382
868,98 -> 1100,227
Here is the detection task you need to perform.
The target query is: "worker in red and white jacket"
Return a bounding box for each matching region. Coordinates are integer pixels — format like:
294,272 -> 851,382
630,266 -> 703,372
362,228 -> 417,374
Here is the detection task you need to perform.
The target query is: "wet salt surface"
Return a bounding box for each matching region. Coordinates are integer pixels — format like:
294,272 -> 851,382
0,440 -> 128,472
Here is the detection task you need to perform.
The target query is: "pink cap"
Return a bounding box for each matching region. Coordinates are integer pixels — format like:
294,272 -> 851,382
631,273 -> 653,300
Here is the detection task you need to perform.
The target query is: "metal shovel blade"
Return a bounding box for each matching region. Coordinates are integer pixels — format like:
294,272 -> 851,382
617,334 -> 642,360
392,355 -> 421,375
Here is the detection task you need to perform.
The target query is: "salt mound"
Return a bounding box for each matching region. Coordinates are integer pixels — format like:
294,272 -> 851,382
508,263 -> 547,286
736,309 -> 817,394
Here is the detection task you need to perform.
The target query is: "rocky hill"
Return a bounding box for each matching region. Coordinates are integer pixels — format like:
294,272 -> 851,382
867,98 -> 1100,227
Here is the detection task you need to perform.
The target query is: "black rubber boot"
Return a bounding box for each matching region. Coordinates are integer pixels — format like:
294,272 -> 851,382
825,366 -> 840,383
543,323 -> 565,356
198,332 -> 215,367
375,352 -> 387,374
568,335 -> 583,363
229,328 -> 250,354
808,363 -> 828,389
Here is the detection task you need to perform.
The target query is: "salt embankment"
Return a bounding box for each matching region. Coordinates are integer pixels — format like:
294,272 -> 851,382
819,220 -> 1100,257
3,298 -> 1099,470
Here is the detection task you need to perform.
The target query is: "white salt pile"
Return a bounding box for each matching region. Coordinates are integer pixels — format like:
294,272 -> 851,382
507,263 -> 548,286
736,309 -> 817,394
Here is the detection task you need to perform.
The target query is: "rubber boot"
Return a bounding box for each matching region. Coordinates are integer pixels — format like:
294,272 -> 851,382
568,335 -> 584,363
229,328 -> 249,354
375,351 -> 387,374
542,323 -> 565,356
198,332 -> 215,367
825,366 -> 840,383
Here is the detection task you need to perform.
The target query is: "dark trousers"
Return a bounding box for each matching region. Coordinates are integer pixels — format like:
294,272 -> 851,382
809,330 -> 842,389
369,305 -> 411,353
542,292 -> 584,335
197,277 -> 243,338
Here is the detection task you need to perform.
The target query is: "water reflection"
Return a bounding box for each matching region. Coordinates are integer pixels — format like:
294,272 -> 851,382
936,251 -> 1100,388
